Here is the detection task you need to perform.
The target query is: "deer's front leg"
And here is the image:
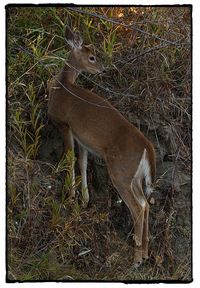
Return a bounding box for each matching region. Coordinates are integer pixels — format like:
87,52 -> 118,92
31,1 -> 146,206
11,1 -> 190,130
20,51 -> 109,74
58,124 -> 76,199
78,145 -> 89,207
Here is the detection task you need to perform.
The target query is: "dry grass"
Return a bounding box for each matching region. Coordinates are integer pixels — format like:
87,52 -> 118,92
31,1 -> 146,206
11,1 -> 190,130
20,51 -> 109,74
7,6 -> 192,282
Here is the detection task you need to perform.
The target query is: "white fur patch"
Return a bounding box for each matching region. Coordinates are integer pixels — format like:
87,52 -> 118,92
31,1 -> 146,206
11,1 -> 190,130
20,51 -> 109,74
138,195 -> 146,208
134,149 -> 152,197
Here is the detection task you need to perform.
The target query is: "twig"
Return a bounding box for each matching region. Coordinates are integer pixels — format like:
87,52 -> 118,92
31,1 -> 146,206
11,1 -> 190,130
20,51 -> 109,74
67,7 -> 188,47
14,43 -> 114,110
13,39 -> 139,104
119,43 -> 169,70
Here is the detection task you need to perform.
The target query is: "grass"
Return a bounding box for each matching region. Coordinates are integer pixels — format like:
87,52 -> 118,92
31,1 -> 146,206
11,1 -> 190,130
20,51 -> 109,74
7,6 -> 192,282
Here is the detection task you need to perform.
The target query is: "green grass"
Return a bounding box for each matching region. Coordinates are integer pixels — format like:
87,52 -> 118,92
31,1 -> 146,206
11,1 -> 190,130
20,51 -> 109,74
7,6 -> 192,282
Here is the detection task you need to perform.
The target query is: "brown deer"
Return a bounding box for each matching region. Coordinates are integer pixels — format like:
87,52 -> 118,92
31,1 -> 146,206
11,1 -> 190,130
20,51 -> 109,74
48,26 -> 156,267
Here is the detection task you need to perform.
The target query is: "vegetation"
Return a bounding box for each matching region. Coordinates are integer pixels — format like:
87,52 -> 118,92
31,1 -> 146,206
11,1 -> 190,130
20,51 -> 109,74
7,6 -> 192,282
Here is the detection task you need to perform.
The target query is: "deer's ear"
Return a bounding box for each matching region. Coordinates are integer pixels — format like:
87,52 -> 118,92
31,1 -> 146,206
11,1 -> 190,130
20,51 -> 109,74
65,26 -> 83,49
84,44 -> 95,53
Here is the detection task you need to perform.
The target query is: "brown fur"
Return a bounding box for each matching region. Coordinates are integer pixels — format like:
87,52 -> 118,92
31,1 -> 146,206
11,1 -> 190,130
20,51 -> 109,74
48,26 -> 156,267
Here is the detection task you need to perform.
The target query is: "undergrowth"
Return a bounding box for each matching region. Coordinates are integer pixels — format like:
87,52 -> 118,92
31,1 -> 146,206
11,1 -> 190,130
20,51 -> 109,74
7,6 -> 192,282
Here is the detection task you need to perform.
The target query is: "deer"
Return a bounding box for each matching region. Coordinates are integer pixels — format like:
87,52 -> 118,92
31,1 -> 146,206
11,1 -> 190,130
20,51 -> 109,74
48,26 -> 156,268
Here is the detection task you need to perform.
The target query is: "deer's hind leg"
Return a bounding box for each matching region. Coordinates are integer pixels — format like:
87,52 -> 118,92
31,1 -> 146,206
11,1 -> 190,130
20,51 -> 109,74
131,178 -> 149,262
142,201 -> 149,259
106,161 -> 147,267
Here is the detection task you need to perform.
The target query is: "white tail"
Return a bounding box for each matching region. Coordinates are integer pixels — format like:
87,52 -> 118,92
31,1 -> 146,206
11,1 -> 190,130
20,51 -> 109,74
48,26 -> 156,267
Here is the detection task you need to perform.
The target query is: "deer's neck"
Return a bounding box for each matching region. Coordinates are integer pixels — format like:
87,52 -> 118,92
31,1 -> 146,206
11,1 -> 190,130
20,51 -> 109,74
61,63 -> 79,85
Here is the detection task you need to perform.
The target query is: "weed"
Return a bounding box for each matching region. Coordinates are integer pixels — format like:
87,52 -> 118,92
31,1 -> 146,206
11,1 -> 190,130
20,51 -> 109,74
7,6 -> 191,282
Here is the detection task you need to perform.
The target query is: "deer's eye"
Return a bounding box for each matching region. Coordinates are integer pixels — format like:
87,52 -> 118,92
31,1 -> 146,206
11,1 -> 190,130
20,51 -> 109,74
89,56 -> 96,62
